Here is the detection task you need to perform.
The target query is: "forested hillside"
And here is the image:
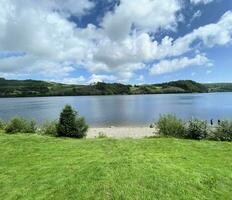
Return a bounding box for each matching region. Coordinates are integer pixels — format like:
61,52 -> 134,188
0,78 -> 231,97
204,83 -> 232,92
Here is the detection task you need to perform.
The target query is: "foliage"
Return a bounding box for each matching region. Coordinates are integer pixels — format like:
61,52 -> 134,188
57,105 -> 88,138
0,78 -> 216,97
166,80 -> 208,93
5,117 -> 36,134
186,118 -> 208,140
157,114 -> 186,138
95,82 -> 131,95
38,121 -> 58,136
74,117 -> 89,137
0,119 -> 6,130
209,120 -> 232,141
97,132 -> 108,138
205,83 -> 232,92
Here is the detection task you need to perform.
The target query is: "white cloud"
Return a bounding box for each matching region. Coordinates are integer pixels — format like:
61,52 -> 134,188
138,75 -> 144,81
150,54 -> 211,75
87,74 -> 117,84
101,0 -> 181,41
153,11 -> 232,58
90,11 -> 232,77
0,0 -> 97,78
190,0 -> 214,5
191,10 -> 202,21
0,0 -> 232,82
50,76 -> 86,85
11,0 -> 95,17
48,0 -> 94,17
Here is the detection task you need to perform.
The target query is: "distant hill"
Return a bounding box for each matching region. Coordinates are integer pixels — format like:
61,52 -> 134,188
203,83 -> 232,92
0,78 -> 231,97
132,80 -> 208,94
0,78 -> 131,97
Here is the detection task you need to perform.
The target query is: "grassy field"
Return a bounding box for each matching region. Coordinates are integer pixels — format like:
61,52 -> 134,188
0,133 -> 232,200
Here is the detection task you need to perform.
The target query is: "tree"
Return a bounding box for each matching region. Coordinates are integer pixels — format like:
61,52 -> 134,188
57,105 -> 88,138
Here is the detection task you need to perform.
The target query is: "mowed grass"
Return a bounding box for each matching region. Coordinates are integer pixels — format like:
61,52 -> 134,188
0,133 -> 232,200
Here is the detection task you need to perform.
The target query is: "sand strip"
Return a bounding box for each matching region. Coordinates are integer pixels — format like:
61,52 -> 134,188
87,126 -> 158,138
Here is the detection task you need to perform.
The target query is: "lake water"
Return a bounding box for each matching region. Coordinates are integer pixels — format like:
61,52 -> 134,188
0,93 -> 232,126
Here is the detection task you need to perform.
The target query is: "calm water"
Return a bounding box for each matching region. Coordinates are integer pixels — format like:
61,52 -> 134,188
0,93 -> 232,126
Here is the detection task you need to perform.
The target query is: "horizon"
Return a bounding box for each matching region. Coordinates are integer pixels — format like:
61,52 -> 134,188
1,77 -> 232,85
0,0 -> 232,85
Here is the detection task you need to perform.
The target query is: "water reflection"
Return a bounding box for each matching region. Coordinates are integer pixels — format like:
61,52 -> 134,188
0,93 -> 232,126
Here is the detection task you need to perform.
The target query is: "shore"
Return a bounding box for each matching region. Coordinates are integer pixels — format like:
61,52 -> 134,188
87,126 -> 158,138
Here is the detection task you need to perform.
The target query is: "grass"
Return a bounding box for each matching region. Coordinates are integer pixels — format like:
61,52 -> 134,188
0,133 -> 232,200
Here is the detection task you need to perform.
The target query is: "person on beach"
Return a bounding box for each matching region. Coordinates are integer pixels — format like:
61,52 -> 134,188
210,119 -> 214,126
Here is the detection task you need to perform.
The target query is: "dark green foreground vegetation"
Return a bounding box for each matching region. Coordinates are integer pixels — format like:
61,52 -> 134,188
1,77 -> 232,97
157,114 -> 232,142
0,105 -> 88,138
0,133 -> 232,200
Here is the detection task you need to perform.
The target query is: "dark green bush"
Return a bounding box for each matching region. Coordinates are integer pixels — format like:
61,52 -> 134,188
156,114 -> 186,138
38,121 -> 58,136
57,105 -> 88,138
5,117 -> 36,134
209,120 -> 232,141
186,118 -> 208,140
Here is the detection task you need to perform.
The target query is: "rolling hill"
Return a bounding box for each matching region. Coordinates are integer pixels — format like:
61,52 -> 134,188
0,77 -> 231,97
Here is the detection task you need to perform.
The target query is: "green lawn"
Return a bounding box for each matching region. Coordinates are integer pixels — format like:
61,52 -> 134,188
0,133 -> 232,200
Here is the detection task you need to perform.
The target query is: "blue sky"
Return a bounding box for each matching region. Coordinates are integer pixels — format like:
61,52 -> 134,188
0,0 -> 232,84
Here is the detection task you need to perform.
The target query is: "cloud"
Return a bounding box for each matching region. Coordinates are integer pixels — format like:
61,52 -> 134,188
138,75 -> 144,81
90,11 -> 232,77
153,11 -> 232,58
12,0 -> 95,17
191,10 -> 202,21
150,54 -> 211,75
48,0 -> 94,16
0,0 -> 96,78
87,74 -> 117,84
101,0 -> 181,41
0,0 -> 232,82
50,76 -> 86,85
190,0 -> 214,5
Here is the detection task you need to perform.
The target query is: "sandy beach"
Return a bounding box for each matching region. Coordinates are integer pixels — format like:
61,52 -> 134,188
87,126 -> 158,138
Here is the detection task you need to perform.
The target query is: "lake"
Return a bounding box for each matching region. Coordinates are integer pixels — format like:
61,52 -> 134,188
0,93 -> 232,126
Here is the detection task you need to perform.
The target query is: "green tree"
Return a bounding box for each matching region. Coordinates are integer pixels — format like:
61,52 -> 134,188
57,105 -> 88,138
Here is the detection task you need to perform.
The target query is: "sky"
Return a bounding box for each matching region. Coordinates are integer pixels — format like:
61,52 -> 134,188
0,0 -> 232,85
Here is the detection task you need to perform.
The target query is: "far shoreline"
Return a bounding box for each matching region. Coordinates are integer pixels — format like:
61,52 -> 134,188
1,91 -> 232,99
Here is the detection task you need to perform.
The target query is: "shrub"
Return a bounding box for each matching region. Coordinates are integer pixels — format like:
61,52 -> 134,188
0,119 -> 6,130
186,118 -> 208,140
57,105 -> 88,138
97,132 -> 108,138
156,114 -> 186,138
5,117 -> 36,134
209,120 -> 232,141
38,121 -> 58,136
27,121 -> 37,133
